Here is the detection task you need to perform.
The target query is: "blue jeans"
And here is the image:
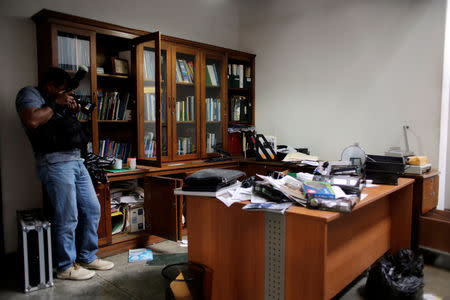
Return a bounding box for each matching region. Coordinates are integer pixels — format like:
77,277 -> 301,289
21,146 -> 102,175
37,161 -> 100,272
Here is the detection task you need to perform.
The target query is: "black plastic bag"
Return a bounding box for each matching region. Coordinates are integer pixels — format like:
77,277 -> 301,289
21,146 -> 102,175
365,249 -> 424,300
84,153 -> 114,184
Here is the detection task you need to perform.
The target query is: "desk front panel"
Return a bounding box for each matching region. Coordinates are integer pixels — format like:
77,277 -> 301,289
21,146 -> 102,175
187,196 -> 265,300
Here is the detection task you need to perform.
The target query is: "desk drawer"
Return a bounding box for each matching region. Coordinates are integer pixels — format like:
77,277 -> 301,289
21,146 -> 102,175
419,209 -> 450,253
422,176 -> 439,214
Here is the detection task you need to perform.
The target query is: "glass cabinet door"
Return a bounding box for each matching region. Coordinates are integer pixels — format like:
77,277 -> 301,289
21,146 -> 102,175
135,32 -> 162,165
174,49 -> 199,158
204,56 -> 224,154
55,27 -> 95,152
143,46 -> 167,158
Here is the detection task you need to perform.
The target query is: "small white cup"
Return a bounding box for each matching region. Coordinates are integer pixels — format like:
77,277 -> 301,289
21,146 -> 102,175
127,158 -> 136,170
113,159 -> 122,170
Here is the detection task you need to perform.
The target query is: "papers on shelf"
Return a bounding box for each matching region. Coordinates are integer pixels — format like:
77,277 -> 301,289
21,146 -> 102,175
119,195 -> 143,204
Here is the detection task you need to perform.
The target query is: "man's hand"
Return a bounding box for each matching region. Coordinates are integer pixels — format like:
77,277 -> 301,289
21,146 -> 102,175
54,91 -> 75,107
55,91 -> 80,113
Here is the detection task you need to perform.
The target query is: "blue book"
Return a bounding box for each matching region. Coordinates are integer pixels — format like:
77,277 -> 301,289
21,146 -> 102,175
178,59 -> 190,83
303,181 -> 335,200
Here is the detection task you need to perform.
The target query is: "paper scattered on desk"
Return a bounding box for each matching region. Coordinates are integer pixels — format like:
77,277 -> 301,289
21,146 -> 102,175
242,202 -> 292,214
364,183 -> 379,188
301,160 -> 319,166
216,185 -> 252,207
251,193 -> 268,203
179,239 -> 188,248
360,193 -> 368,201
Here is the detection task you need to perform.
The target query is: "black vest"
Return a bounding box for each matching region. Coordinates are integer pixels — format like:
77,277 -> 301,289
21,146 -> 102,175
29,112 -> 91,155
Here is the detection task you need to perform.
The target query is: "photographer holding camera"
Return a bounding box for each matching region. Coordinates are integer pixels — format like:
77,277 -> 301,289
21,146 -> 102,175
16,67 -> 114,281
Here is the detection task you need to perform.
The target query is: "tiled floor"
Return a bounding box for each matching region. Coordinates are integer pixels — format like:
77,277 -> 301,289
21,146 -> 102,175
0,241 -> 448,300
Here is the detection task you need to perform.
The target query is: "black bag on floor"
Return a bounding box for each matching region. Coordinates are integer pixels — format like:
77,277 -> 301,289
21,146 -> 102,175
365,249 -> 424,300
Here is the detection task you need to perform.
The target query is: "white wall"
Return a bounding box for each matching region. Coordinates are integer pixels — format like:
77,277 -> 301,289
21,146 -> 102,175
0,0 -> 240,253
238,0 -> 445,167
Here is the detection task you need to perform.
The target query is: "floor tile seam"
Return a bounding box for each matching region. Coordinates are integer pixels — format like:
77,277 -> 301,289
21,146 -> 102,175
95,274 -> 140,300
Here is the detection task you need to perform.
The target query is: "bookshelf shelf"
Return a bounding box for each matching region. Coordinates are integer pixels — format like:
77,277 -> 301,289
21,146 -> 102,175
229,120 -> 251,125
97,73 -> 129,79
176,121 -> 195,124
206,121 -> 222,124
144,79 -> 165,83
229,87 -> 250,92
98,120 -> 133,123
63,69 -> 77,74
206,85 -> 220,88
176,82 -> 194,86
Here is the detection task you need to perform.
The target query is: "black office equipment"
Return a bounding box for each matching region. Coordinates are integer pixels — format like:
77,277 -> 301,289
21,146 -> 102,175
365,155 -> 405,185
182,168 -> 245,192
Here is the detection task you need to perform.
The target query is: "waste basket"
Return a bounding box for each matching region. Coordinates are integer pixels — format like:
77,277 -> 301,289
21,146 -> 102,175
161,262 -> 205,300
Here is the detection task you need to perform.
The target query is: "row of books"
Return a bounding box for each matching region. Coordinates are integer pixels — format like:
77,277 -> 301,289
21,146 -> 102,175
206,132 -> 217,153
144,132 -> 156,158
99,139 -> 132,161
177,137 -> 193,155
206,98 -> 221,122
144,93 -> 167,122
228,64 -> 251,89
97,91 -> 131,120
205,64 -> 220,86
230,95 -> 251,122
144,93 -> 156,121
143,50 -> 155,80
176,59 -> 195,84
176,96 -> 195,121
57,34 -> 90,70
143,49 -> 166,81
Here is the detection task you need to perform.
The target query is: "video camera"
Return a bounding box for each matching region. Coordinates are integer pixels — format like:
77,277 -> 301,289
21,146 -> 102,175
66,65 -> 96,115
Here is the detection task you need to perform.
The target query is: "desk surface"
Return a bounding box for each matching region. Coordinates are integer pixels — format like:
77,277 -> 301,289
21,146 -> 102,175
286,177 -> 414,222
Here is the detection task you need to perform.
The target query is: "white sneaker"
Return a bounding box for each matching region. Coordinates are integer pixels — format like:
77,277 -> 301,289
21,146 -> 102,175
79,258 -> 114,271
57,263 -> 95,280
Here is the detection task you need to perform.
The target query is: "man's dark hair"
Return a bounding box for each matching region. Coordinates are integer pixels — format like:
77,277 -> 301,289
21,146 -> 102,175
39,67 -> 71,88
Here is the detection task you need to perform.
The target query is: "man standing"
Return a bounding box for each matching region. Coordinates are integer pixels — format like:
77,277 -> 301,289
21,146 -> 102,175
16,67 -> 114,280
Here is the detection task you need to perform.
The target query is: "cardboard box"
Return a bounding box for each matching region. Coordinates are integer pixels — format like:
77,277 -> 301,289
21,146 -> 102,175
127,205 -> 145,233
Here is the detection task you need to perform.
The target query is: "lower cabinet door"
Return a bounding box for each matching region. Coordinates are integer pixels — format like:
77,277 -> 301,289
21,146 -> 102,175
145,176 -> 184,241
95,183 -> 112,246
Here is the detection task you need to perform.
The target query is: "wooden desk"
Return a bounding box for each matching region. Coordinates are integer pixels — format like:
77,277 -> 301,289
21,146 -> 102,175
186,178 -> 414,300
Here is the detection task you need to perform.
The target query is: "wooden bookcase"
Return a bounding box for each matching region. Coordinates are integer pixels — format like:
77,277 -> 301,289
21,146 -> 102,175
32,9 -> 255,253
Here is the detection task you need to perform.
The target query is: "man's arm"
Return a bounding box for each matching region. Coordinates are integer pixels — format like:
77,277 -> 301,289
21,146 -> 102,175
18,92 -> 77,130
19,106 -> 54,130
